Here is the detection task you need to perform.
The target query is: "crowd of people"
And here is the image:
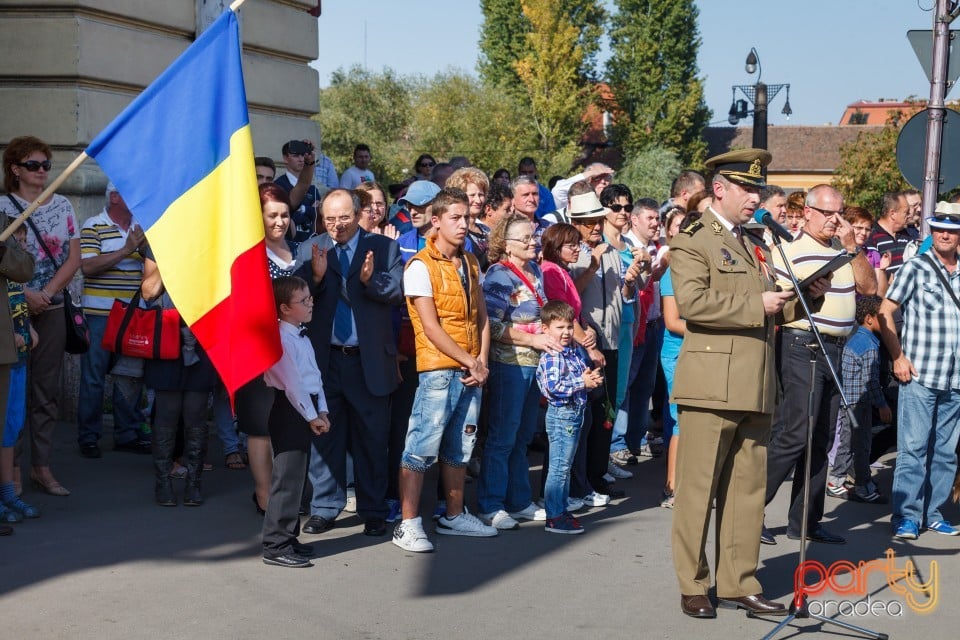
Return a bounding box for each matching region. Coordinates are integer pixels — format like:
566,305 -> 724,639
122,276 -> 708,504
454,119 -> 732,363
1,135 -> 959,619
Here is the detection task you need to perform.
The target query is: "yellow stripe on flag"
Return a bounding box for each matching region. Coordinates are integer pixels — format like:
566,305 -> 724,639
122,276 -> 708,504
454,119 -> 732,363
146,126 -> 263,325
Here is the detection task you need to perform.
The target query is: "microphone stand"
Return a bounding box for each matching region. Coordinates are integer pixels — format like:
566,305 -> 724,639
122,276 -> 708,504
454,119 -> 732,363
754,233 -> 887,640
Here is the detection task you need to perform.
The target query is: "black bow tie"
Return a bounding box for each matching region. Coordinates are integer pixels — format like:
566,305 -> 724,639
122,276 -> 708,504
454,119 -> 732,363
299,327 -> 309,337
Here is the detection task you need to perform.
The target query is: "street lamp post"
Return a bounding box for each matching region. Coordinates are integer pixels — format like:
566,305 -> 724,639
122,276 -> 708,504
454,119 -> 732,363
728,48 -> 791,151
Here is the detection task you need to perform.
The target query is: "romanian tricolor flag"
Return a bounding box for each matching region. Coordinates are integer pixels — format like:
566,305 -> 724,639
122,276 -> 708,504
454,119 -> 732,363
86,9 -> 280,397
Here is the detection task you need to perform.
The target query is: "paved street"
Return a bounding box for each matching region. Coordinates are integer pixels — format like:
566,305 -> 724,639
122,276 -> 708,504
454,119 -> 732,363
2,423 -> 959,639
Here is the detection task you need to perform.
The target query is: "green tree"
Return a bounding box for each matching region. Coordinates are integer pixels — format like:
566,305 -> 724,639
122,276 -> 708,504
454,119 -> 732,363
411,71 -> 540,176
478,0 -> 606,95
832,122 -> 908,214
615,146 -> 683,201
606,0 -> 711,167
315,66 -> 414,185
514,0 -> 591,176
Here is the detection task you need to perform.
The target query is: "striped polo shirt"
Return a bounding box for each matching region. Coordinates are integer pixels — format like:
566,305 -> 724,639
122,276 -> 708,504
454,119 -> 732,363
80,210 -> 144,316
773,231 -> 856,337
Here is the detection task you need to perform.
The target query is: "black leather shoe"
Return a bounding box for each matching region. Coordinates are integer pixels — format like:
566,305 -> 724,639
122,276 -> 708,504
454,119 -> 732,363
598,483 -> 626,499
292,541 -> 314,556
718,594 -> 787,616
262,553 -> 312,568
302,516 -> 335,535
80,443 -> 102,459
364,517 -> 387,537
787,525 -> 846,545
760,524 -> 777,545
114,439 -> 152,454
680,594 -> 716,619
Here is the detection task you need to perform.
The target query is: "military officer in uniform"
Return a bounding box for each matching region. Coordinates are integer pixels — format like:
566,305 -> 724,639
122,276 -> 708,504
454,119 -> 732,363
668,149 -> 830,619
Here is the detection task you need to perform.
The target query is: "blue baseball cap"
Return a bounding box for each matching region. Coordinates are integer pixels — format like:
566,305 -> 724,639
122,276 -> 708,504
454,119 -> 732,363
399,180 -> 441,207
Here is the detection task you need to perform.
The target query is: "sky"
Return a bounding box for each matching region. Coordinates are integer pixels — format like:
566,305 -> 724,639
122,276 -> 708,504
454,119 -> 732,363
311,1 -> 942,128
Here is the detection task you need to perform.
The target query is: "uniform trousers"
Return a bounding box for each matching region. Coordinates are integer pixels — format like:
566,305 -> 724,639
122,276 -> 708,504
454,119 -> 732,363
672,407 -> 769,597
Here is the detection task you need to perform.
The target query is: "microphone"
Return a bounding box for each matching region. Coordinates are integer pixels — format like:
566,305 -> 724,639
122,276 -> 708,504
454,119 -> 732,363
753,208 -> 793,243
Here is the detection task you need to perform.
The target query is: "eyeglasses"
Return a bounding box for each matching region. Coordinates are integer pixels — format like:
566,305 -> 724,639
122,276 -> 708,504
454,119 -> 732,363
807,205 -> 843,217
291,296 -> 314,307
573,218 -> 604,226
323,215 -> 355,226
506,235 -> 535,244
419,161 -> 436,168
852,225 -> 872,233
16,160 -> 51,172
608,204 -> 634,213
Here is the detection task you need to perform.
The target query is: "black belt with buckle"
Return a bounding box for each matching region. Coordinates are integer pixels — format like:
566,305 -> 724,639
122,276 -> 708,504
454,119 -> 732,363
782,327 -> 845,345
330,344 -> 360,355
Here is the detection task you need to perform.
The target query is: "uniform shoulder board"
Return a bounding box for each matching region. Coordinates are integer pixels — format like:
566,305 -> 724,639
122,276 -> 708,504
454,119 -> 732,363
680,220 -> 703,236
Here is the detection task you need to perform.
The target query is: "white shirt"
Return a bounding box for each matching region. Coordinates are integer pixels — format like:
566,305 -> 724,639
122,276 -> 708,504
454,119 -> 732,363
339,166 -> 375,189
264,321 -> 328,422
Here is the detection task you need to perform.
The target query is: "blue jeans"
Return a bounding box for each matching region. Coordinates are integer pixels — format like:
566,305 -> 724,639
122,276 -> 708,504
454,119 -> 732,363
478,361 -> 540,513
212,383 -> 242,456
543,403 -> 584,519
401,369 -> 480,473
611,319 -> 662,453
891,380 -> 960,526
77,314 -> 144,446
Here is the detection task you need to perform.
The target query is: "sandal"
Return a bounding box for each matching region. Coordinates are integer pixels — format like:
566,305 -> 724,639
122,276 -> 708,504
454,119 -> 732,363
225,452 -> 247,470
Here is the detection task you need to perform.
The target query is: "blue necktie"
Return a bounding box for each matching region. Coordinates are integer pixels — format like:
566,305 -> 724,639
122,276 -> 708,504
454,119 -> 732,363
334,244 -> 352,343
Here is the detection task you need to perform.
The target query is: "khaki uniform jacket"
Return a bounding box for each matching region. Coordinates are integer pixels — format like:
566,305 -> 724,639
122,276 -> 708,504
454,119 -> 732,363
669,208 -> 807,414
0,216 -> 36,365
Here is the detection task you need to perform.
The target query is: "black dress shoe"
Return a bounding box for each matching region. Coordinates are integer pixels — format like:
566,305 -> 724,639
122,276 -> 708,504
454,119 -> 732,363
787,525 -> 846,545
80,443 -> 102,459
760,524 -> 777,545
302,516 -> 335,535
292,541 -> 314,556
114,439 -> 152,454
0,524 -> 12,536
363,517 -> 387,537
717,594 -> 787,616
262,553 -> 312,568
680,594 -> 716,619
597,483 -> 626,499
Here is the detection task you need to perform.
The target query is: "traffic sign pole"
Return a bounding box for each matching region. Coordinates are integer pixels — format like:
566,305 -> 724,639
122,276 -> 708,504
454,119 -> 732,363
921,0 -> 955,238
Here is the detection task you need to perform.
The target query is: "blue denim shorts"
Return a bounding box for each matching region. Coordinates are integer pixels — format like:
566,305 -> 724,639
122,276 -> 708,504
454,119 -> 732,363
2,364 -> 27,447
401,369 -> 481,473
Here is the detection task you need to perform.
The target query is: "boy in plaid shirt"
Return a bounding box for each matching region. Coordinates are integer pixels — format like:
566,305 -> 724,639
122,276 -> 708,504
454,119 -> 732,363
536,300 -> 603,534
829,295 -> 891,504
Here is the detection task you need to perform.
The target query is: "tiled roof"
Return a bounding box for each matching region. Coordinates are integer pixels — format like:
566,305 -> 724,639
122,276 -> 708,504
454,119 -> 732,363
703,125 -> 888,173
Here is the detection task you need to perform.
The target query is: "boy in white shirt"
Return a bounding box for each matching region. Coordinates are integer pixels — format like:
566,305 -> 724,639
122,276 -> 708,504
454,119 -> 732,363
262,276 -> 331,568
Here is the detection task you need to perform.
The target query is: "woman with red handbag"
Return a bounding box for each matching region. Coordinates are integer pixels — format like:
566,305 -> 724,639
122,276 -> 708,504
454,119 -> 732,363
1,136 -> 81,498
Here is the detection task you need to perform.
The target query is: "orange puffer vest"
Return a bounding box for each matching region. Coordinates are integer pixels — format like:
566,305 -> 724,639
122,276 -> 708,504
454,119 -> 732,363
406,236 -> 481,373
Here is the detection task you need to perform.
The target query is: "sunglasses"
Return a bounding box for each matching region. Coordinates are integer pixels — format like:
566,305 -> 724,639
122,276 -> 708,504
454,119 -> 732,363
419,161 -> 436,168
608,204 -> 634,213
932,214 -> 960,224
16,160 -> 51,172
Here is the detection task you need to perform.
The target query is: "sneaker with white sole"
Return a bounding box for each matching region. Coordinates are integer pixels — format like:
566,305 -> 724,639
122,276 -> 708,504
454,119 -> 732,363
479,509 -> 520,530
392,517 -> 434,552
436,508 -> 498,537
610,449 -> 637,466
345,486 -> 357,513
509,503 -> 547,521
545,512 -> 584,535
602,473 -> 616,484
567,497 -> 586,512
581,491 -> 610,507
660,489 -> 675,509
631,443 -> 661,458
826,479 -> 849,499
607,461 -> 633,479
927,520 -> 960,536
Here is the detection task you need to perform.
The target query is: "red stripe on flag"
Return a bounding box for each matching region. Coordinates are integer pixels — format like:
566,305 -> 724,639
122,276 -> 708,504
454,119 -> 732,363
190,241 -> 281,397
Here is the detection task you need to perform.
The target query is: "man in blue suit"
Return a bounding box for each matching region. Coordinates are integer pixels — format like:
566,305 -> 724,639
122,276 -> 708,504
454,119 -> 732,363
298,189 -> 404,537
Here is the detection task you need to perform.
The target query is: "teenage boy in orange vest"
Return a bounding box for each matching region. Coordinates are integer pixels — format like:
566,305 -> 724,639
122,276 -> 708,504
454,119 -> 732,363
392,188 -> 498,552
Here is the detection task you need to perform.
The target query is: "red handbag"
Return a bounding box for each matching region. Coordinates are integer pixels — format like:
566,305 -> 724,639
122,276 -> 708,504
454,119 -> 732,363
101,291 -> 181,360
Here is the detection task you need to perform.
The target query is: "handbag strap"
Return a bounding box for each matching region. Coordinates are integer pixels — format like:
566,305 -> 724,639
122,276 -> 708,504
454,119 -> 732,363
112,290 -> 150,355
499,259 -> 544,307
921,252 -> 960,311
6,193 -> 64,271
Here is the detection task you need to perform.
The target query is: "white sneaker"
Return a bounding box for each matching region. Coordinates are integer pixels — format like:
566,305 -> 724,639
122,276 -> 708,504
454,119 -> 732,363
344,486 -> 357,513
392,517 -> 434,552
602,473 -> 616,484
582,491 -> 610,507
607,461 -> 633,479
509,502 -> 547,521
567,497 -> 586,512
479,509 -> 520,530
436,507 -> 498,537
